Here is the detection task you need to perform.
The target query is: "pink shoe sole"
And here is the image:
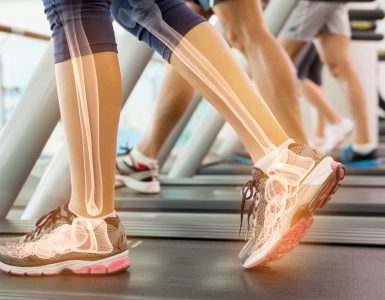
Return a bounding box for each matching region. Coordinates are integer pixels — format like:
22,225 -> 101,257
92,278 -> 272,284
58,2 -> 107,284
243,161 -> 345,269
2,256 -> 130,276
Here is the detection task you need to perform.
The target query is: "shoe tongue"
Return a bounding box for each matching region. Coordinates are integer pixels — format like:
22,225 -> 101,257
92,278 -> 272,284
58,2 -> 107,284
267,148 -> 315,186
51,203 -> 76,229
288,143 -> 321,159
288,143 -> 306,154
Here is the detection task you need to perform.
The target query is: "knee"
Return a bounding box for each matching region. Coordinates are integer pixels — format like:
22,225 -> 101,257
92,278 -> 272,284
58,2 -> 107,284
326,58 -> 350,79
225,28 -> 247,53
225,22 -> 267,54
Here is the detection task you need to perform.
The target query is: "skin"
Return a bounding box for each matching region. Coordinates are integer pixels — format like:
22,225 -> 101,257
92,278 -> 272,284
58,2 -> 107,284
137,0 -> 308,162
56,52 -> 122,218
57,17 -> 290,216
281,33 -> 371,145
300,79 -> 341,124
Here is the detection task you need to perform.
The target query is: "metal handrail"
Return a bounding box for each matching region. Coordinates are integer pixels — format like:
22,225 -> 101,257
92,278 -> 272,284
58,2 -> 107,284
0,24 -> 50,41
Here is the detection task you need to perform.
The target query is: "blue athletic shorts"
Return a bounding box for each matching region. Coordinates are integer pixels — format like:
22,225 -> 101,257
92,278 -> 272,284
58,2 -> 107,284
43,0 -> 206,63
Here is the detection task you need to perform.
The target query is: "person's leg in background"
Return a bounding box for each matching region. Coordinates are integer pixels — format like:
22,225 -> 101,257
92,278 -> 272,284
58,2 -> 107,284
300,79 -> 354,152
313,112 -> 326,147
136,66 -> 195,160
213,0 -> 307,143
279,2 -> 372,164
297,44 -> 353,152
0,0 -> 130,275
318,32 -> 378,165
300,80 -> 341,125
112,0 -> 345,269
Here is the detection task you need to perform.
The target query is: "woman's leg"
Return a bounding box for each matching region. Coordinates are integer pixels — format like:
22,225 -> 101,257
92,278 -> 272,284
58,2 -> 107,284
0,0 -> 129,276
136,3 -> 211,160
137,65 -> 194,159
300,79 -> 341,124
168,22 -> 289,161
315,112 -> 326,140
318,33 -> 370,145
50,0 -> 122,217
56,52 -> 122,218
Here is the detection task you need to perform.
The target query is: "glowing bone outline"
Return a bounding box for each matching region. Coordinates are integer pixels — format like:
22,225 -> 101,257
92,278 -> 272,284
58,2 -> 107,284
117,0 -> 278,155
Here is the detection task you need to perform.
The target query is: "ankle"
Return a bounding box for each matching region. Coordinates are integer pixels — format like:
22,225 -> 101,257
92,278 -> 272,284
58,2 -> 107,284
130,147 -> 158,166
68,202 -> 116,219
352,142 -> 376,155
329,115 -> 342,125
254,139 -> 294,172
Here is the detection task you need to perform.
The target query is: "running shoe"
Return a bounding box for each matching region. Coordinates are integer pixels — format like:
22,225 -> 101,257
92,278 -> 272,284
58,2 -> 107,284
311,136 -> 325,151
116,149 -> 160,194
0,204 -> 130,276
320,117 -> 354,153
238,143 -> 345,269
337,145 -> 381,168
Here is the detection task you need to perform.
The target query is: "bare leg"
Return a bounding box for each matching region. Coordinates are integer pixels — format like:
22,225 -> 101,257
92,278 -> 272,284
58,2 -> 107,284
214,0 -> 307,143
315,113 -> 326,139
318,33 -> 370,144
56,52 -> 122,218
169,22 -> 289,161
280,38 -> 307,61
137,66 -> 194,159
300,79 -> 341,124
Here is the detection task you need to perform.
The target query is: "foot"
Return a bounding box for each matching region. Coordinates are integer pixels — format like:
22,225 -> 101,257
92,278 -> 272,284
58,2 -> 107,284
337,145 -> 381,168
0,204 -> 130,276
238,143 -> 345,269
320,117 -> 354,153
311,136 -> 325,150
115,149 -> 160,194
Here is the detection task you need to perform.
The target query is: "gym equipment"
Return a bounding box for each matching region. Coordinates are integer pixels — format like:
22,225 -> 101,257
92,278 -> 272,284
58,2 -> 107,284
0,0 -> 384,298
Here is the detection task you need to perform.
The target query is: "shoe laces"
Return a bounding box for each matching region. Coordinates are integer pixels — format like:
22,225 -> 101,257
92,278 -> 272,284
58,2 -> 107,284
25,207 -> 62,241
239,168 -> 266,239
118,145 -> 131,156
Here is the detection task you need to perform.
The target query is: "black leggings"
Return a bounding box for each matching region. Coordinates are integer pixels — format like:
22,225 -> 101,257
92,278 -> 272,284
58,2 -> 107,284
297,43 -> 323,85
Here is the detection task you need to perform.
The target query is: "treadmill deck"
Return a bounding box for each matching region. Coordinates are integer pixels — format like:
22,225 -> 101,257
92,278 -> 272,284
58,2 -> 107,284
0,238 -> 383,299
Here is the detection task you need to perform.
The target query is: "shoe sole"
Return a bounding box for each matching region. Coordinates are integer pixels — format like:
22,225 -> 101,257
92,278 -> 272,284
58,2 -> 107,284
242,160 -> 345,269
344,158 -> 383,168
0,250 -> 130,276
116,174 -> 160,194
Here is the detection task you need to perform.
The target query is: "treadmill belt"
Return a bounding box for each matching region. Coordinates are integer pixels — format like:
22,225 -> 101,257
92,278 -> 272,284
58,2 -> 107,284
160,174 -> 385,187
198,160 -> 385,176
0,238 -> 383,299
114,185 -> 385,215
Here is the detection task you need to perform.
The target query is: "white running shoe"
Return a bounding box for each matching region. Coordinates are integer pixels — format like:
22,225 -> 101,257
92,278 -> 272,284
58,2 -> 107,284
311,136 -> 325,151
115,149 -> 161,194
0,204 -> 130,276
238,143 -> 345,269
321,118 -> 354,153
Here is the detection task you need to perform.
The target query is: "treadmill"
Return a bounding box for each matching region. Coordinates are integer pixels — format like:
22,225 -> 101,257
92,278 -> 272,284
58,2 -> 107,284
0,1 -> 384,299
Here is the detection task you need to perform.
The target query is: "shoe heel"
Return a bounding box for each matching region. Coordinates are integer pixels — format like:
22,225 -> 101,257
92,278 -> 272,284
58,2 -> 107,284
314,161 -> 345,209
331,161 -> 345,182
